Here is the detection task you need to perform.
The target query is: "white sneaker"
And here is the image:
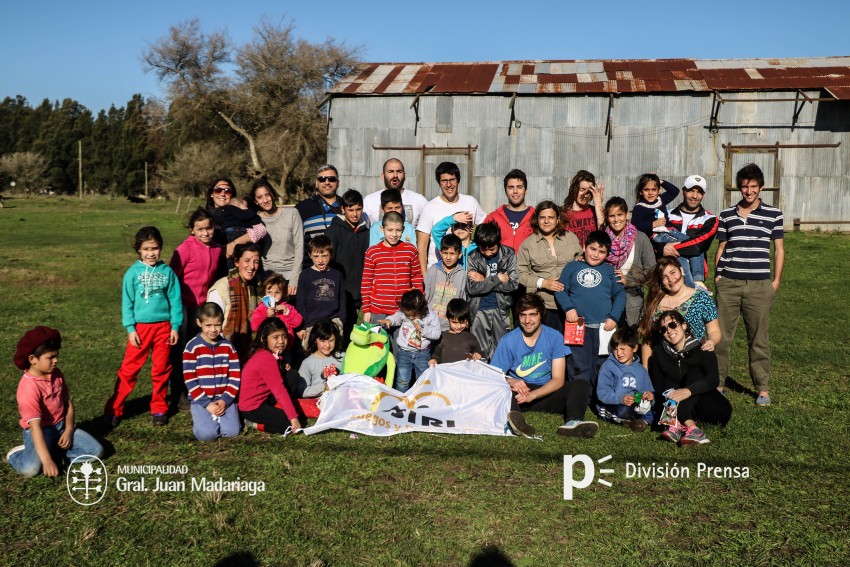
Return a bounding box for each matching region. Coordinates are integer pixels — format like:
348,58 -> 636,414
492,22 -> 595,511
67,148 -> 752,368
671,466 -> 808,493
5,445 -> 24,463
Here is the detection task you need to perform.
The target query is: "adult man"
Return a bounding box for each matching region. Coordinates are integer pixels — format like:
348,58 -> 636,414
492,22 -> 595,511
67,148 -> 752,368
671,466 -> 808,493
296,164 -> 344,265
483,169 -> 535,252
416,161 -> 486,274
714,163 -> 784,406
362,158 -> 429,227
490,293 -> 598,438
662,174 -> 718,293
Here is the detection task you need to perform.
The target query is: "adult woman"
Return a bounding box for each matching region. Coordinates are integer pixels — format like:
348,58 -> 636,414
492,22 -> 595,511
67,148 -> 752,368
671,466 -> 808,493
561,170 -> 605,247
249,180 -> 304,296
603,197 -> 656,327
207,243 -> 262,362
204,177 -> 267,259
517,201 -> 581,331
638,257 -> 721,368
650,310 -> 732,444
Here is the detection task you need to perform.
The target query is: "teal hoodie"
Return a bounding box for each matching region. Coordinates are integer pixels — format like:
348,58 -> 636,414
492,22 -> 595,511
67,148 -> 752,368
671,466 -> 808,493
121,260 -> 183,333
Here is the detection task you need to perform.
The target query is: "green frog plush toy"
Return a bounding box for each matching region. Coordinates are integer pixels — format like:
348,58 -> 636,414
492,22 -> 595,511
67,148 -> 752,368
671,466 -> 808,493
342,323 -> 396,388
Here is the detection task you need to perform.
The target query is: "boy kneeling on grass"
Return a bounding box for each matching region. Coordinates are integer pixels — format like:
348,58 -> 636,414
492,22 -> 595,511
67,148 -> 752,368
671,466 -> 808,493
6,327 -> 103,477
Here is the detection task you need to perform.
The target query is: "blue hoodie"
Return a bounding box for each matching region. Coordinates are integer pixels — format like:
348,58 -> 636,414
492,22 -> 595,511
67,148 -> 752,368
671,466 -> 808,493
121,260 -> 183,333
596,353 -> 653,406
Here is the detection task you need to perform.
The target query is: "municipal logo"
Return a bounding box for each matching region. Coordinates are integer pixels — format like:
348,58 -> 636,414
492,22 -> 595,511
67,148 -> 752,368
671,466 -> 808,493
576,268 -> 602,288
67,455 -> 108,506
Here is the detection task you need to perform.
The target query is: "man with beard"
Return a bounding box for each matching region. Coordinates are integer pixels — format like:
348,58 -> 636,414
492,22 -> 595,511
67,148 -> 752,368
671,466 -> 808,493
363,158 -> 428,227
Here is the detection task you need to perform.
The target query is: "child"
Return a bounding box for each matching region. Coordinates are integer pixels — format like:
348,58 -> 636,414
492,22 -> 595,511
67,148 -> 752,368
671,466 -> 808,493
630,173 -> 681,241
466,221 -> 518,359
326,189 -> 371,342
297,318 -> 345,398
169,207 -> 226,409
251,273 -> 302,348
432,212 -> 476,267
376,289 -> 441,392
218,197 -> 265,246
295,236 -> 345,349
555,231 -> 626,387
429,298 -> 484,365
361,211 -> 425,326
368,188 -> 417,247
425,233 -> 468,332
7,327 -> 103,478
105,226 -> 182,427
596,327 -> 655,431
238,318 -> 303,434
182,303 -> 241,441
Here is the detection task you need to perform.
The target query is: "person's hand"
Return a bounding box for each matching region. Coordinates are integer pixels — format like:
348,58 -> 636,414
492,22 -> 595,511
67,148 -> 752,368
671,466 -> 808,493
643,391 -> 654,402
128,332 -> 141,348
453,211 -> 473,224
412,320 -> 422,331
226,242 -> 236,258
498,273 -> 509,283
667,388 -> 692,402
565,309 -> 579,323
58,427 -> 74,449
772,279 -> 781,292
169,330 -> 179,345
207,400 -> 226,416
285,362 -> 291,371
288,285 -> 297,297
542,279 -> 564,292
376,319 -> 390,328
267,307 -> 276,317
428,359 -> 437,367
280,304 -> 290,316
652,217 -> 667,228
469,352 -> 482,361
700,338 -> 715,352
468,271 -> 485,282
591,180 -> 605,203
663,243 -> 680,257
506,378 -> 530,396
603,318 -> 616,332
296,329 -> 306,339
614,269 -> 626,286
362,312 -> 372,323
622,394 -> 635,406
42,458 -> 59,478
290,417 -> 303,433
515,391 -> 536,404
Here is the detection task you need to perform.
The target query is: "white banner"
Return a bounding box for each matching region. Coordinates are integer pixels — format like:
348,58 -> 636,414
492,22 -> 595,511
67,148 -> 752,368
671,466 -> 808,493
303,360 -> 512,437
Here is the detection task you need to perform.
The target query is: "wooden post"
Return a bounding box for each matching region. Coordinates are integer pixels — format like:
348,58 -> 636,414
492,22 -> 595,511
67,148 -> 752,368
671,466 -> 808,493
175,196 -> 182,213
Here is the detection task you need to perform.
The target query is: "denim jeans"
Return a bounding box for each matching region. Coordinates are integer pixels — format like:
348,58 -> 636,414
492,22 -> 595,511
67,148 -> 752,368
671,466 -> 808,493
597,402 -> 655,425
8,421 -> 103,478
394,348 -> 430,392
190,402 -> 241,442
652,229 -> 705,287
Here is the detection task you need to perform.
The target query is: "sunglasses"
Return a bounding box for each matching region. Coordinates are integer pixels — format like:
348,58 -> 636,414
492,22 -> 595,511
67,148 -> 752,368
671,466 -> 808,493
660,321 -> 680,333
317,176 -> 338,183
213,187 -> 233,195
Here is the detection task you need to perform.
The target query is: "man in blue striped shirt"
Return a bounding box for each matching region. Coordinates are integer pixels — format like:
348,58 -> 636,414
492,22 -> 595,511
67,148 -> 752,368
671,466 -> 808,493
714,163 -> 785,406
296,164 -> 344,267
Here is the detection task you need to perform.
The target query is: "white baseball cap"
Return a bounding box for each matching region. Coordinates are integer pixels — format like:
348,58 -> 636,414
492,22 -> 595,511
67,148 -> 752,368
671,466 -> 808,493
683,175 -> 706,192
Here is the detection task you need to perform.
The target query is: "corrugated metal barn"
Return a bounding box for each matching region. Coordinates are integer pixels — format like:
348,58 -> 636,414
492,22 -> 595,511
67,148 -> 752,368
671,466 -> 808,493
325,57 -> 850,229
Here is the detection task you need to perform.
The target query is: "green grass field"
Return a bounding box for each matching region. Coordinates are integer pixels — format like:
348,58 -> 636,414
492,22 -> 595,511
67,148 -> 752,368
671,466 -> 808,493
1,196 -> 849,566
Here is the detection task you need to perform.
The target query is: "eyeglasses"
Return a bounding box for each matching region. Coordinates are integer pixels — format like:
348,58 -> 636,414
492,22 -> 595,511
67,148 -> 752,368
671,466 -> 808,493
213,187 -> 232,195
660,321 -> 680,333
317,176 -> 338,183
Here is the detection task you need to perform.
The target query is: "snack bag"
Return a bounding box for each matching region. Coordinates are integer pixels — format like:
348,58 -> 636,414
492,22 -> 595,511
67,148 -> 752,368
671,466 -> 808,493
658,389 -> 679,427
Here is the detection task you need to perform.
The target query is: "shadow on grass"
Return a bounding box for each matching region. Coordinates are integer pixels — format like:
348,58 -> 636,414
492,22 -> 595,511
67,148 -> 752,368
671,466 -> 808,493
725,377 -> 757,399
469,545 -> 514,566
215,551 -> 258,566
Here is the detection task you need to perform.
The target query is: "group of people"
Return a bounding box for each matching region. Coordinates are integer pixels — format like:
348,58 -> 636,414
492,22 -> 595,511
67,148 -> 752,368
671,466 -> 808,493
7,158 -> 784,477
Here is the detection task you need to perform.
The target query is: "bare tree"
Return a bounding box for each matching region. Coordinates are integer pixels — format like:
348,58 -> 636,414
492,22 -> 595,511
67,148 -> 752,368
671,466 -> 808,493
0,151 -> 50,194
143,17 -> 359,200
161,141 -> 245,197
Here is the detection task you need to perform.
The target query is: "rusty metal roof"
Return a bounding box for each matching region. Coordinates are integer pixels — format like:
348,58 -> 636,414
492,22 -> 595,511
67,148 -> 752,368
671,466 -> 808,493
329,57 -> 850,99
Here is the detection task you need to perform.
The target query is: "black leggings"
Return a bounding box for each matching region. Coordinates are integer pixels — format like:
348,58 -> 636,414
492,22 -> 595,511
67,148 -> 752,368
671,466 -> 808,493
667,390 -> 733,426
510,380 -> 593,422
240,395 -> 295,434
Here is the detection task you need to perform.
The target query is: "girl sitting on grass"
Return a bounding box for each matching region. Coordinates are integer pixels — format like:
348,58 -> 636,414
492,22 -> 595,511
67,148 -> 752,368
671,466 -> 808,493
297,318 -> 345,399
649,310 -> 732,446
238,318 -> 302,435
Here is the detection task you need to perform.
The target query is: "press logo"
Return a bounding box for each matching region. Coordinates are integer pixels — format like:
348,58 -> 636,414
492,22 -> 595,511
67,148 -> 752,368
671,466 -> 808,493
66,455 -> 108,506
563,454 -> 614,500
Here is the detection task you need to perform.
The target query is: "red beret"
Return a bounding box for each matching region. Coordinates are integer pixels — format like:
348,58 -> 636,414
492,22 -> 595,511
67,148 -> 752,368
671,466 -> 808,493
14,326 -> 61,370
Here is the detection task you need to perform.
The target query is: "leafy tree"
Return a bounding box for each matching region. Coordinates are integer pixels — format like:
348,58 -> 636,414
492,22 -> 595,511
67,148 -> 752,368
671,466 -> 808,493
143,17 -> 359,200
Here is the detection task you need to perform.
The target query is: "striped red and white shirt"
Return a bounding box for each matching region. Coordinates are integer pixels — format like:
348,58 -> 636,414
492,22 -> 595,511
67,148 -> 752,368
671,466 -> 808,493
361,241 -> 424,314
182,335 -> 241,407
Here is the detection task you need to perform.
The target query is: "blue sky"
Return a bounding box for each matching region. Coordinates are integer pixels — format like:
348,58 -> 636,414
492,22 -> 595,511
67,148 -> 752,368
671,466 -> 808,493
3,0 -> 849,112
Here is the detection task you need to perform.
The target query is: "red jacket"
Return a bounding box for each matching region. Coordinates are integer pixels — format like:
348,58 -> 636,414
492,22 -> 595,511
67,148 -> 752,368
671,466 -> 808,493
483,205 -> 535,253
